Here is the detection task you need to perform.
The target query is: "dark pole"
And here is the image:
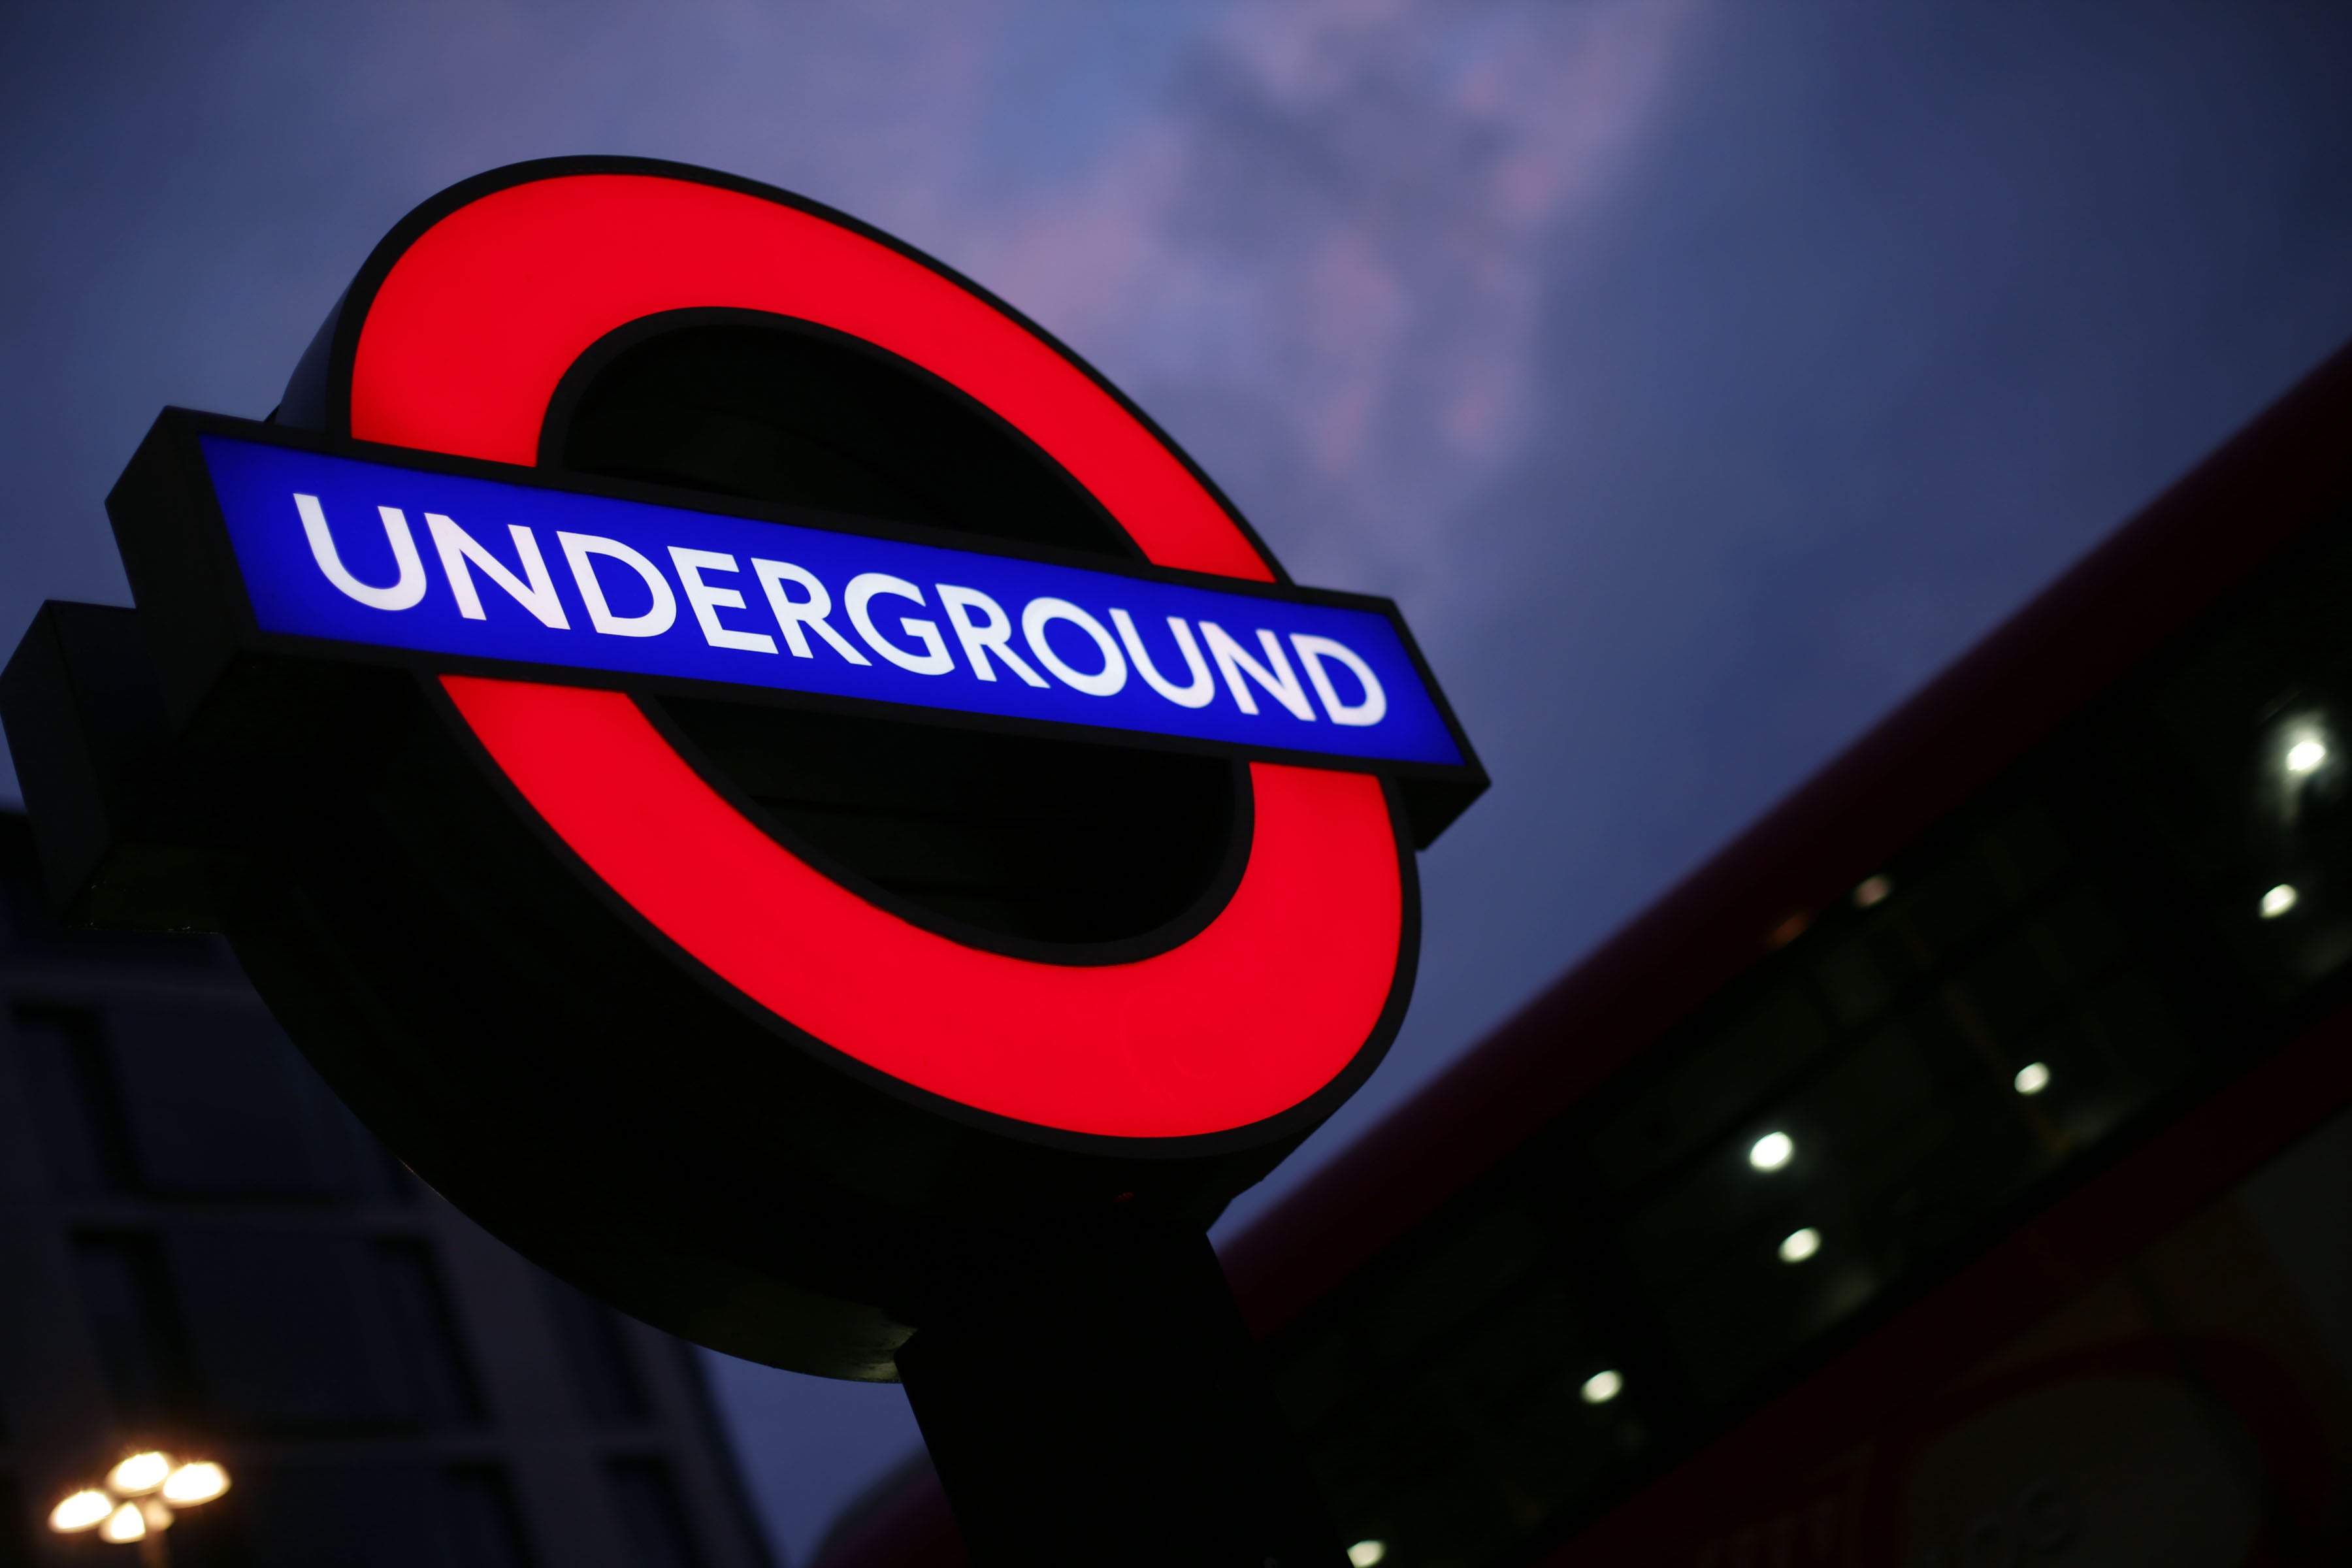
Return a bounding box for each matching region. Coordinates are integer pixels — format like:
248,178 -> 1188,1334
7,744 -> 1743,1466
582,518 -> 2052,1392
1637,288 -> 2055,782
897,1207 -> 1344,1568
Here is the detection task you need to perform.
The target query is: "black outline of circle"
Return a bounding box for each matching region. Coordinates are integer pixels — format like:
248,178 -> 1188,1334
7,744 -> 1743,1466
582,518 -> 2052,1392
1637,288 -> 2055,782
537,305 -> 1147,563
319,156 -> 1423,1158
542,303 -> 1259,967
635,694 -> 1260,969
426,669 -> 1420,1162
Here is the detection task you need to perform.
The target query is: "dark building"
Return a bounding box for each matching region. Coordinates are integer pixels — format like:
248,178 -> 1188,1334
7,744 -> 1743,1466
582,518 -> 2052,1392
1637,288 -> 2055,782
816,351 -> 2352,1563
0,813 -> 776,1568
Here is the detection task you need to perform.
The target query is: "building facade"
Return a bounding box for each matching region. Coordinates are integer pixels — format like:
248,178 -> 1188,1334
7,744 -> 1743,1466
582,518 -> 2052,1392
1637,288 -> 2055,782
0,813 -> 776,1568
818,343 -> 2352,1563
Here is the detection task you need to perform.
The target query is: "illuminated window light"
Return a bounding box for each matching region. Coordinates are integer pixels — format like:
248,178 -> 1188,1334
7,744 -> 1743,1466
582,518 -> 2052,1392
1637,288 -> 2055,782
1348,1541 -> 1388,1567
2287,738 -> 2328,775
1748,1132 -> 1794,1171
2013,1062 -> 2051,1096
2262,884 -> 2299,919
1778,1227 -> 1822,1264
48,1492 -> 112,1533
99,1503 -> 147,1544
107,1452 -> 172,1497
1852,874 -> 1893,909
1580,1369 -> 1624,1405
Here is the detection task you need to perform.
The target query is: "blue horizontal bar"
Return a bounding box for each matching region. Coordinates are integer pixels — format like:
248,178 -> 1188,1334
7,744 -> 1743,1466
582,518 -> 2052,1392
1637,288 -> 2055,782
199,436 -> 1464,770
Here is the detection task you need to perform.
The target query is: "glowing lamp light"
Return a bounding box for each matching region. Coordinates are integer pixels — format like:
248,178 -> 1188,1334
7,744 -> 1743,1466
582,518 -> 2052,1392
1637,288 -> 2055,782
1580,1369 -> 1624,1405
106,1452 -> 172,1497
1348,1541 -> 1388,1567
161,1462 -> 230,1506
2262,884 -> 2300,919
52,1453 -> 227,1545
1852,874 -> 1893,909
2287,738 -> 2328,775
99,1503 -> 147,1544
48,1490 -> 113,1533
2014,1061 -> 2051,1096
1779,1227 -> 1822,1265
1748,1132 -> 1794,1172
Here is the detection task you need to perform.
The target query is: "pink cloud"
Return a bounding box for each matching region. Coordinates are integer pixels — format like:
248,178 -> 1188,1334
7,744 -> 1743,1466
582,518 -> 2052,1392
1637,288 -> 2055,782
949,0 -> 1702,613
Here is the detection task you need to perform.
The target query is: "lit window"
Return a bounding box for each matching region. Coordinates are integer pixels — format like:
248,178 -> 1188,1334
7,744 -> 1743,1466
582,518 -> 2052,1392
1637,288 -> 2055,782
1748,1132 -> 1794,1171
2013,1062 -> 2051,1096
2262,884 -> 2299,919
1348,1541 -> 1388,1567
1852,874 -> 1893,909
1580,1369 -> 1624,1405
1778,1227 -> 1821,1264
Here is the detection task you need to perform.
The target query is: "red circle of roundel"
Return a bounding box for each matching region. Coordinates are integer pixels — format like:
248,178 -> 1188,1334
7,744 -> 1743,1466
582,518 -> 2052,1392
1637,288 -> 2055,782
344,170 -> 1404,1141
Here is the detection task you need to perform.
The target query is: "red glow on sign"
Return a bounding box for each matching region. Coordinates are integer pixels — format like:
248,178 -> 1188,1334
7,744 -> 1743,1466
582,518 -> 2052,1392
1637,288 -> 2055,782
344,165 -> 1410,1140
445,675 -> 1399,1137
353,174 -> 1272,581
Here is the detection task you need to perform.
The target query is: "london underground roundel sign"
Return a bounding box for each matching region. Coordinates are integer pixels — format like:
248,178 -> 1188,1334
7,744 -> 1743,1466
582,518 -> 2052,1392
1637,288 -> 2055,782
2,159 -> 1484,1377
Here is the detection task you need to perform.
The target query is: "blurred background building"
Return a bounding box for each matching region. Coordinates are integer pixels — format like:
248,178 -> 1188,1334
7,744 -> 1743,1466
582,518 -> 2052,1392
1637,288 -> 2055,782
0,813 -> 774,1568
815,346 -> 2352,1565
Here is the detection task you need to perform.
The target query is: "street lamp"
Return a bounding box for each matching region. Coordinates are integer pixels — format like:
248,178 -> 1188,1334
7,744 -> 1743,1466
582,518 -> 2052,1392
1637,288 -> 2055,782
48,1452 -> 229,1565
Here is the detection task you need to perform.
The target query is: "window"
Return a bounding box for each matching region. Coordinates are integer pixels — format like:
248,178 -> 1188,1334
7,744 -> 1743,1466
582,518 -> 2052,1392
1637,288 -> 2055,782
72,1232 -> 198,1422
541,1273 -> 649,1423
444,1467 -> 535,1568
231,1464 -> 532,1568
13,1007 -> 138,1196
11,1005 -> 409,1203
103,1008 -> 391,1200
166,1233 -> 480,1432
1609,801 -> 2191,1401
376,1239 -> 484,1426
1262,489 -> 2352,1566
608,1460 -> 701,1568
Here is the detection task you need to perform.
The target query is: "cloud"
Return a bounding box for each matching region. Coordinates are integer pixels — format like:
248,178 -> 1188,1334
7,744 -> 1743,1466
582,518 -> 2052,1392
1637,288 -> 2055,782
952,0 -> 1700,612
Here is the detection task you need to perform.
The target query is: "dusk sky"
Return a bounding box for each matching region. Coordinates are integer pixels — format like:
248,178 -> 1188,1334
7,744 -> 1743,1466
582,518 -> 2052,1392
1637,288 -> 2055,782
8,3 -> 2352,1559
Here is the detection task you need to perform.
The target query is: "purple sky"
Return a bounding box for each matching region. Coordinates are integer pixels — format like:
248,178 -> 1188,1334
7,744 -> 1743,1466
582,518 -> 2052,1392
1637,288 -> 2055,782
8,3 -> 2352,1559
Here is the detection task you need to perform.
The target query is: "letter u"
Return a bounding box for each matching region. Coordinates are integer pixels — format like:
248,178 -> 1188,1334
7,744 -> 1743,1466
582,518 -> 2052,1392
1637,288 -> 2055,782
1111,610 -> 1215,708
295,493 -> 428,611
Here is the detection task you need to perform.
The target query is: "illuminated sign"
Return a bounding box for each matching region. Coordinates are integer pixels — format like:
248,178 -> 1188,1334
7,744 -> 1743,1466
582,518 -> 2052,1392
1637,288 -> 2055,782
10,157 -> 1486,1396
189,428 -> 1467,772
